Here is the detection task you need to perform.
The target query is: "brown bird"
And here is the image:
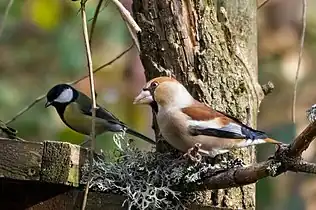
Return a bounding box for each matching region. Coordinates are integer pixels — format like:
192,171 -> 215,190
134,76 -> 281,159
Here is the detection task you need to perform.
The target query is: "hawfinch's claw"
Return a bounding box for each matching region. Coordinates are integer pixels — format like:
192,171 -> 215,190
232,158 -> 244,167
184,143 -> 202,163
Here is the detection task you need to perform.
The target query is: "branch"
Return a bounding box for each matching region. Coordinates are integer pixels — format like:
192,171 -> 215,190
292,0 -> 307,123
194,160 -> 274,190
261,81 -> 274,96
183,121 -> 316,191
111,0 -> 141,52
80,0 -> 96,209
124,19 -> 140,52
288,120 -> 316,157
258,0 -> 270,10
190,158 -> 316,191
0,0 -> 14,39
111,0 -> 141,32
289,160 -> 316,174
89,0 -> 104,45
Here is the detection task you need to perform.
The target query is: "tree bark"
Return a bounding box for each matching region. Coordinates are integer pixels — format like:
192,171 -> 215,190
133,0 -> 263,209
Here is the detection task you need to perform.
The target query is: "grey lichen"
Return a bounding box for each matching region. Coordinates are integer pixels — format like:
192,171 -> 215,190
84,148 -> 188,209
82,137 -> 242,210
306,104 -> 316,123
267,161 -> 282,177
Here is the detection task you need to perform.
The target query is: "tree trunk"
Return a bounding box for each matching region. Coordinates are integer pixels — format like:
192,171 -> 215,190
133,0 -> 263,209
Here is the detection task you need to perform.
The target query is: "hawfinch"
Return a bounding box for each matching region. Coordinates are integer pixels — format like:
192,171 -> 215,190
133,76 -> 281,158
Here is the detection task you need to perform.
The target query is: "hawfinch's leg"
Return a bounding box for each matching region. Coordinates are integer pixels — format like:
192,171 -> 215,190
184,143 -> 202,162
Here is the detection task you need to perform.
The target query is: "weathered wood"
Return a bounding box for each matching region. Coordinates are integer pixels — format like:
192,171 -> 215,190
0,139 -> 84,186
0,179 -> 125,210
0,138 -> 126,209
41,141 -> 87,186
0,139 -> 42,180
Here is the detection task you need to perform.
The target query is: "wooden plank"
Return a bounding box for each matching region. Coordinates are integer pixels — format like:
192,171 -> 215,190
0,138 -> 89,186
0,179 -> 126,210
41,141 -> 88,187
0,139 -> 43,180
0,138 -> 128,209
28,190 -> 126,210
41,141 -> 72,184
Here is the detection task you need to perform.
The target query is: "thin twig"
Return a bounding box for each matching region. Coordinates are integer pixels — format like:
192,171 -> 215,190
111,0 -> 141,52
88,0 -> 110,22
0,136 -> 26,141
111,0 -> 141,32
70,44 -> 133,86
89,0 -> 104,45
0,137 -> 25,141
5,44 -> 134,125
80,0 -> 97,209
292,0 -> 307,123
0,0 -> 14,39
258,0 -> 270,10
6,96 -> 45,124
124,16 -> 140,52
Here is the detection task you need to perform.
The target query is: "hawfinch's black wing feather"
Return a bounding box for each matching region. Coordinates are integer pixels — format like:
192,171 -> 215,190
182,105 -> 268,140
189,127 -> 246,139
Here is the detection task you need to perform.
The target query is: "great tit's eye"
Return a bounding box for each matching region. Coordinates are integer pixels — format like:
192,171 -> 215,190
150,82 -> 158,88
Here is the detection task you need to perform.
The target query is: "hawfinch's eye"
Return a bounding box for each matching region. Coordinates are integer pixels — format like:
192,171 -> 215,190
151,82 -> 158,88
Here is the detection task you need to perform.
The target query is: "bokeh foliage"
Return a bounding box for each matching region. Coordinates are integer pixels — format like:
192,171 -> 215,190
1,0 -> 316,209
0,0 -> 152,152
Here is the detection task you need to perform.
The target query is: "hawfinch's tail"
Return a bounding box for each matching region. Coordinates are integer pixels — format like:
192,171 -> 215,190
263,137 -> 282,144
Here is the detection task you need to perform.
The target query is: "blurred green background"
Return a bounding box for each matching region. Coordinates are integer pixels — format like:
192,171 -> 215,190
0,0 -> 154,151
1,0 -> 316,209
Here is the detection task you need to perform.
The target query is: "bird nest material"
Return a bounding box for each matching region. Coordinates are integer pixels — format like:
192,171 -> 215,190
82,133 -> 243,210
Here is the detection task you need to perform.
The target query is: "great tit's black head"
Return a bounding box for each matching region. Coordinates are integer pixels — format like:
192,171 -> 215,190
45,84 -> 78,108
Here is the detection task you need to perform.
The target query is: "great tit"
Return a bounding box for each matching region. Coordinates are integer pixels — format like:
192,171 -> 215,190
45,84 -> 155,145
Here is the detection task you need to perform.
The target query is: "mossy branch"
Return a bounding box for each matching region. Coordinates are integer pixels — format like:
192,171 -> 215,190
82,121 -> 316,210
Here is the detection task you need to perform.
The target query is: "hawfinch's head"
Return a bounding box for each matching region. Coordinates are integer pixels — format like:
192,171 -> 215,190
133,76 -> 194,110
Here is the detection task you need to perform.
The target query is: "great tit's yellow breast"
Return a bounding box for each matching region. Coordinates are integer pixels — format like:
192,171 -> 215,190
63,103 -> 106,135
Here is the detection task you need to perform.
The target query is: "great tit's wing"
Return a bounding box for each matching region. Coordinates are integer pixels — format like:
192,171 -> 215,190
77,93 -> 125,126
76,92 -> 155,144
95,106 -> 125,126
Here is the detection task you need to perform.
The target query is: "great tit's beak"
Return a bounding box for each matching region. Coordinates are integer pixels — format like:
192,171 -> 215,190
45,101 -> 52,108
133,89 -> 153,105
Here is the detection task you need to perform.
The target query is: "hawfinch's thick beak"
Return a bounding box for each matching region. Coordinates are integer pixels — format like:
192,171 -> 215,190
45,101 -> 52,108
133,90 -> 153,105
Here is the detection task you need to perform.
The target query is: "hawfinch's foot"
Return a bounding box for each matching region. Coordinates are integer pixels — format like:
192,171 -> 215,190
184,143 -> 202,162
232,158 -> 244,167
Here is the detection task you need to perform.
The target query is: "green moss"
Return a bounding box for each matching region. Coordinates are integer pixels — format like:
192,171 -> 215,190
41,141 -> 71,184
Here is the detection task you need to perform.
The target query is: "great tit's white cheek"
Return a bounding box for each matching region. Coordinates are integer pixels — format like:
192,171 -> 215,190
54,88 -> 73,103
